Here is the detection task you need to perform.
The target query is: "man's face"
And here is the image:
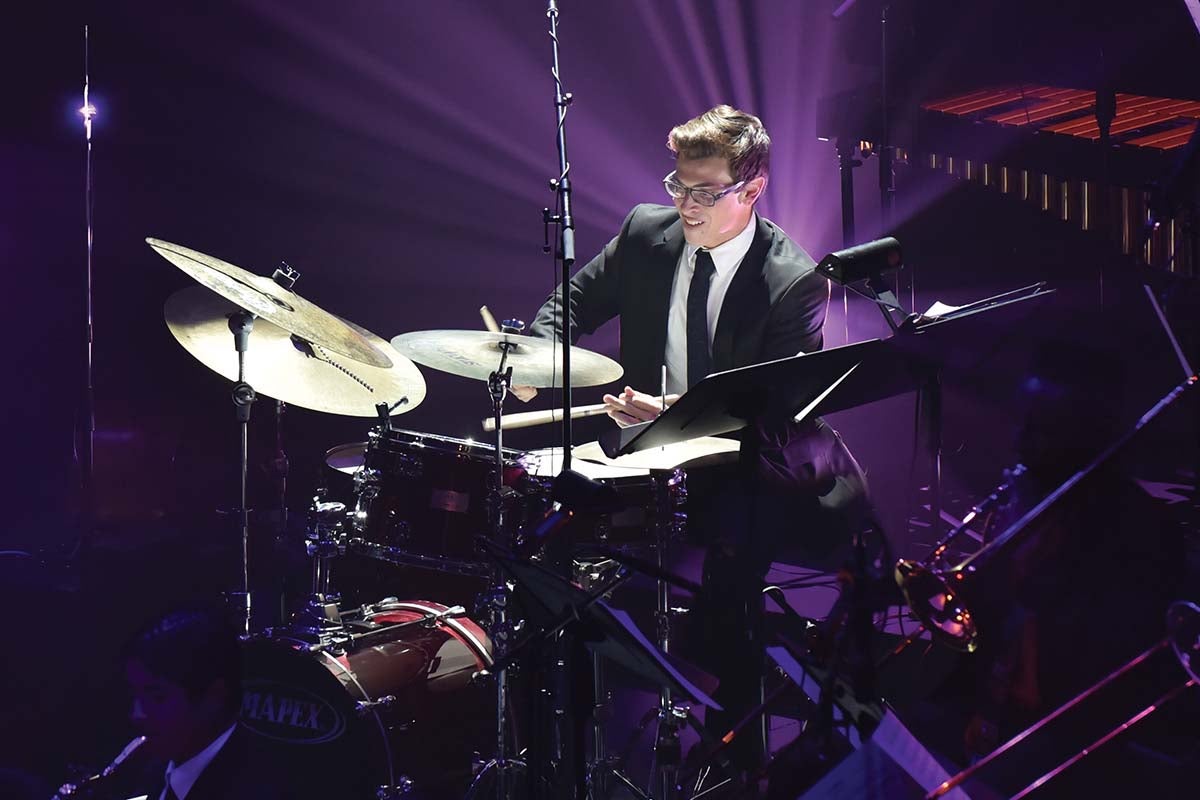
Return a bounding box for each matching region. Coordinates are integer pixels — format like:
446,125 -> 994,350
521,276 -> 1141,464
126,658 -> 225,761
672,155 -> 762,249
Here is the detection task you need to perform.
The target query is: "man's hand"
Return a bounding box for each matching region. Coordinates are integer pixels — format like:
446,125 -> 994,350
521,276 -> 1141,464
602,386 -> 679,427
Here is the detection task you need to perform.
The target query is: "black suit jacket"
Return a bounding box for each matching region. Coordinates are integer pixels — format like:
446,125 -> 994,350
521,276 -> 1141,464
530,203 -> 829,392
132,725 -> 301,800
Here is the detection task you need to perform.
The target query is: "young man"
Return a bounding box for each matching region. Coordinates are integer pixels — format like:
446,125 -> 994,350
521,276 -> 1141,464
530,106 -> 870,774
530,105 -> 829,422
122,607 -> 297,800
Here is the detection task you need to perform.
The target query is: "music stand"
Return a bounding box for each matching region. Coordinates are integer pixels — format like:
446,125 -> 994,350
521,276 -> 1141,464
600,283 -> 1052,460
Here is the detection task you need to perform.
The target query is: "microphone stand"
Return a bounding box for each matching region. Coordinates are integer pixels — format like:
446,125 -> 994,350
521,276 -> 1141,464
539,5 -> 588,797
545,0 -> 575,474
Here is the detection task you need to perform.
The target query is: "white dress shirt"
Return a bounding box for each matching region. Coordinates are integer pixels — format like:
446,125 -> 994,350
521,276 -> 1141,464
663,213 -> 758,394
160,723 -> 236,800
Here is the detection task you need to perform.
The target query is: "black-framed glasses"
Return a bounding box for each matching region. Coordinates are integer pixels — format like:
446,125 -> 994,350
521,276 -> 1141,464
662,170 -> 745,207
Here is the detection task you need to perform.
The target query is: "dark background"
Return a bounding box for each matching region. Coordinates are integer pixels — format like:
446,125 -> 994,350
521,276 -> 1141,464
2,0 -> 1198,794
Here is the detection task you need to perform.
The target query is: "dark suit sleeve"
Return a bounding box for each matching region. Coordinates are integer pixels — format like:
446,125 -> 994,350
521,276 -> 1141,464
528,206 -> 641,343
761,268 -> 829,361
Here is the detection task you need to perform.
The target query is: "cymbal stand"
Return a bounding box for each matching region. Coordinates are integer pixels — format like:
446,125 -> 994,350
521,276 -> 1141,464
289,495 -> 348,637
228,310 -> 257,636
468,320 -> 526,800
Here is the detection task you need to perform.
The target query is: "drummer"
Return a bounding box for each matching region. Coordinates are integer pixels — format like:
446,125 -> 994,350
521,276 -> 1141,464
522,105 -> 872,772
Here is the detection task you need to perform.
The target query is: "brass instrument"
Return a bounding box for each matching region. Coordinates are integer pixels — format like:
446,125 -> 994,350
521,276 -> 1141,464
893,464 -> 1026,653
927,600 -> 1200,798
51,735 -> 146,798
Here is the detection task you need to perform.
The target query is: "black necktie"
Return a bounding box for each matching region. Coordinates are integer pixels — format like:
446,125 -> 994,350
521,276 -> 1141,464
687,249 -> 716,389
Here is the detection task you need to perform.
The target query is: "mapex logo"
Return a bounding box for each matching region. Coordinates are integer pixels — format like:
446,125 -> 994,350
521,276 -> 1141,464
240,680 -> 346,744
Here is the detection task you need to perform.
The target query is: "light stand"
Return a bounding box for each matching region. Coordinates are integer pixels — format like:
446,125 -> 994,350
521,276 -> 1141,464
78,25 -> 97,553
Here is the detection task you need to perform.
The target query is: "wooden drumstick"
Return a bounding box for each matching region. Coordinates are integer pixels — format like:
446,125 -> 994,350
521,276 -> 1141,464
479,305 -> 501,333
482,402 -> 610,432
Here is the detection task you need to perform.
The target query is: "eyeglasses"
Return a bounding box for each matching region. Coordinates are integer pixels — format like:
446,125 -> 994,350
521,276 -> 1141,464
662,170 -> 745,207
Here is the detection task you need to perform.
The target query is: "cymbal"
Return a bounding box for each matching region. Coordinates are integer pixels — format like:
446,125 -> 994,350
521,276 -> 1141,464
325,441 -> 367,474
166,285 -> 425,417
390,330 -> 622,388
148,238 -> 393,369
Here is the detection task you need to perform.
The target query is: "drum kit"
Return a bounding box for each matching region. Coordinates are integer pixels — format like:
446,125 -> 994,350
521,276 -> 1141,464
150,238 -> 735,798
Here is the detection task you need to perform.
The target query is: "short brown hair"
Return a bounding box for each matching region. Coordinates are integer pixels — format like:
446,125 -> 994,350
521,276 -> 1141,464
667,105 -> 771,183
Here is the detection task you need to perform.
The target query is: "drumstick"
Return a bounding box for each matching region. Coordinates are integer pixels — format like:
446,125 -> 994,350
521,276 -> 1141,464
482,402 -> 610,432
479,305 -> 501,333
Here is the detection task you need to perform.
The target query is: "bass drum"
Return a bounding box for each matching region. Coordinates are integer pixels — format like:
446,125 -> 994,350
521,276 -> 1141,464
241,599 -> 493,798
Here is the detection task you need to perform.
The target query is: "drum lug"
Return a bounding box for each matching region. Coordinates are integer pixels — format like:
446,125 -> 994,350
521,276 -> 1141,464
396,453 -> 423,478
354,467 -> 383,492
389,518 -> 412,546
375,776 -> 415,798
355,693 -> 397,715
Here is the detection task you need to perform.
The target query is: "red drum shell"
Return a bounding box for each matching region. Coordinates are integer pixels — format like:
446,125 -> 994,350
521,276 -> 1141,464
241,600 -> 492,797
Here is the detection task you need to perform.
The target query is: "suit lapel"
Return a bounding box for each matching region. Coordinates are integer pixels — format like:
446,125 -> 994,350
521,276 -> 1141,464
711,216 -> 773,371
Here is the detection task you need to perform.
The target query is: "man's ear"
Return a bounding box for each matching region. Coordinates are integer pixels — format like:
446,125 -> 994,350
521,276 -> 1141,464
742,175 -> 767,205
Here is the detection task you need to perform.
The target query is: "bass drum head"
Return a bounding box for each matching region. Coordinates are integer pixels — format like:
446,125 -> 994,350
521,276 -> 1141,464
241,636 -> 382,798
241,603 -> 494,799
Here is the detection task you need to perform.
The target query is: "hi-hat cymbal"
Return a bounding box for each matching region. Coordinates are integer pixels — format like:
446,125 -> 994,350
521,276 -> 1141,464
390,330 -> 622,389
148,238 -> 393,369
166,285 -> 425,417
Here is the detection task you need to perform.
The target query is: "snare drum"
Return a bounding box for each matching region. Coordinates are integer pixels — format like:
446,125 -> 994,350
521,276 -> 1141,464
523,447 -> 686,549
242,599 -> 493,798
350,428 -> 540,574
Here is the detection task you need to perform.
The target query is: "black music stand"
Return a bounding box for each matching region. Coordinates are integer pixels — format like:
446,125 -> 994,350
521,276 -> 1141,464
599,283 -> 1052,458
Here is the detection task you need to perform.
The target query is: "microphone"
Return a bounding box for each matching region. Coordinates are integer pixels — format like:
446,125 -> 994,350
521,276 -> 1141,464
815,237 -> 903,286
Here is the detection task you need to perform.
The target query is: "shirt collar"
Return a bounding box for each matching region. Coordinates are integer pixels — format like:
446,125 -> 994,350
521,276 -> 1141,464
684,212 -> 757,277
164,723 -> 237,800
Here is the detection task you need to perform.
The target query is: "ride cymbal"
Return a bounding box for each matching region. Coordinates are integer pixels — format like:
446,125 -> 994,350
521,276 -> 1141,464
390,330 -> 622,389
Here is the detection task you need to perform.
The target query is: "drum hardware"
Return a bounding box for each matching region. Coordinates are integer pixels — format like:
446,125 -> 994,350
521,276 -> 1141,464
890,463 -> 1026,655
928,600 -> 1200,799
470,316 -> 530,800
469,542 -> 638,800
584,471 -> 696,800
291,496 -> 350,637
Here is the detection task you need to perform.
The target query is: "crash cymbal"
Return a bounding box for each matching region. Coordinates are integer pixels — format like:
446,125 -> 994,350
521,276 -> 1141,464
148,238 -> 393,369
166,285 -> 425,417
390,330 -> 622,389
